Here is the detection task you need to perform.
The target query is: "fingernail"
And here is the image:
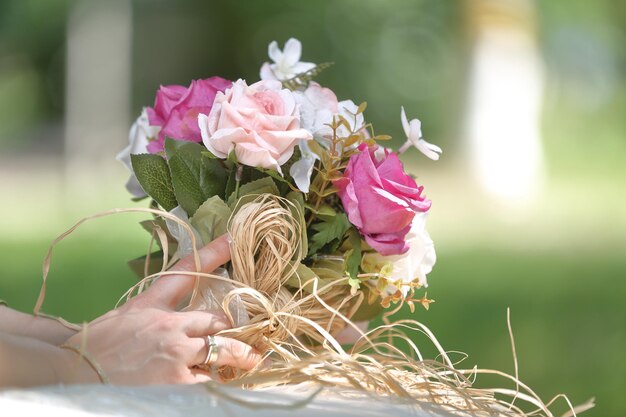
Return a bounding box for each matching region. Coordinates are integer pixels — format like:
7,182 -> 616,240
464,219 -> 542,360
226,233 -> 233,244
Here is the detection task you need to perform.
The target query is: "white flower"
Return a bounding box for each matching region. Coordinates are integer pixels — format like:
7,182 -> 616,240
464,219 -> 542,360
116,108 -> 160,197
362,213 -> 436,296
336,100 -> 365,138
294,82 -> 337,137
289,140 -> 319,193
289,83 -> 366,192
399,106 -> 442,160
294,83 -> 365,145
260,38 -> 316,82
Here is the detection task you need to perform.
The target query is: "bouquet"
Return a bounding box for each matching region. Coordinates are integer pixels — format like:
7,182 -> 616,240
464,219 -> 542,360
109,38 -> 590,416
117,38 -> 440,341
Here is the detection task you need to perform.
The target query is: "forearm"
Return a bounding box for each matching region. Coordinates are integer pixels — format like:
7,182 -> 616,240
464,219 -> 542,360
0,332 -> 99,387
0,305 -> 77,345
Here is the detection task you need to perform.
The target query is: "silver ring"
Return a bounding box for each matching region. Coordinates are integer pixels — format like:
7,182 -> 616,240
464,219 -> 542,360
203,335 -> 219,366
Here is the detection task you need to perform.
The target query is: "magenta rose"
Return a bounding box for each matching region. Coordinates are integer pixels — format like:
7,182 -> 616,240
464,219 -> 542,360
333,144 -> 431,256
146,76 -> 232,153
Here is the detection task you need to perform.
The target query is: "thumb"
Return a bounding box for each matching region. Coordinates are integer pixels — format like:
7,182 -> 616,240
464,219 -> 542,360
138,234 -> 231,309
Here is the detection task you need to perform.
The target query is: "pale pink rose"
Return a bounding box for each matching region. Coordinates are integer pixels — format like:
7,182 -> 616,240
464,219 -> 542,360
199,79 -> 313,172
146,77 -> 231,153
333,144 -> 431,256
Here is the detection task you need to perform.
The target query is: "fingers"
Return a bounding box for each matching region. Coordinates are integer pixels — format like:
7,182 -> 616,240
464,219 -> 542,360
179,368 -> 212,384
177,310 -> 232,337
170,367 -> 212,384
188,336 -> 265,371
140,234 -> 231,309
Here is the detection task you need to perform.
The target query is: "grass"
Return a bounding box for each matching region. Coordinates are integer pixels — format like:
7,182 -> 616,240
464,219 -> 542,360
384,247 -> 626,417
1,230 -> 623,416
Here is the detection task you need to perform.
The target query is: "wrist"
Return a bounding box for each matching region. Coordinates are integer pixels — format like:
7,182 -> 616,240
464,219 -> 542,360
56,345 -> 104,385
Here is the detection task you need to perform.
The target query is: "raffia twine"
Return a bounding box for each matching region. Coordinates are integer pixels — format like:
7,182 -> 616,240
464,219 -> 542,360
33,194 -> 594,417
215,194 -> 359,351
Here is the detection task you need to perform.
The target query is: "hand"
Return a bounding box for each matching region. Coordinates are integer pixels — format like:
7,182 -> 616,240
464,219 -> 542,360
61,235 -> 265,385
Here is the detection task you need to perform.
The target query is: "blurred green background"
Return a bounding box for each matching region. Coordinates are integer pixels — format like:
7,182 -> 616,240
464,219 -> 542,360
0,0 -> 624,416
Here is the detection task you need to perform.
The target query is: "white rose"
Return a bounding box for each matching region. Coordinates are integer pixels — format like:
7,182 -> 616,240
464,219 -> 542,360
289,84 -> 366,193
293,82 -> 338,138
362,213 -> 436,297
116,108 -> 160,197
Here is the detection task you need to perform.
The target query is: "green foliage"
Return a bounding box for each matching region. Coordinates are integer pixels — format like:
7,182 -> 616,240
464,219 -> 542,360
227,176 -> 279,207
138,218 -> 176,249
345,227 -> 362,279
284,263 -> 328,293
164,137 -> 188,159
308,212 -> 351,255
282,62 -> 334,91
167,142 -> 227,216
127,251 -> 165,279
351,287 -> 384,321
189,196 -> 231,245
130,154 -> 178,211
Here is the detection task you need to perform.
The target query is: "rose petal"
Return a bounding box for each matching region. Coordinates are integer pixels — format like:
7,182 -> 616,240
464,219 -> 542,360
364,233 -> 409,256
235,142 -> 280,171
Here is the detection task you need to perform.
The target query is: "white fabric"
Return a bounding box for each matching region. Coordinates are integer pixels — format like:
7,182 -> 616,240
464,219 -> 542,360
0,384 -> 456,417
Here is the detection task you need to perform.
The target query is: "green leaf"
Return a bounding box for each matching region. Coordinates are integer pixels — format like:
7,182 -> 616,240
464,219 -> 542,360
345,227 -> 362,280
201,151 -> 219,160
227,176 -> 279,208
284,263 -> 342,294
168,142 -> 228,216
308,212 -> 350,255
305,204 -> 337,222
224,166 -> 238,201
348,276 -> 361,291
128,251 -> 165,279
190,196 -> 232,245
374,134 -> 392,141
281,62 -> 334,91
130,154 -> 178,211
164,137 -> 188,161
227,149 -> 239,164
257,167 -> 289,185
286,191 -> 307,259
139,219 -> 171,248
284,263 -> 319,293
351,287 -> 384,321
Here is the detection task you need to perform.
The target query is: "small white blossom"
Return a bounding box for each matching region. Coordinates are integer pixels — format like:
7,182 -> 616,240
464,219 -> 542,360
260,38 -> 316,81
399,106 -> 442,160
116,108 -> 160,197
289,140 -> 319,193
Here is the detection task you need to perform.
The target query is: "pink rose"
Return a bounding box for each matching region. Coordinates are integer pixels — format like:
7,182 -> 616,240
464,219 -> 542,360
333,144 -> 431,256
198,79 -> 312,172
146,76 -> 232,153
